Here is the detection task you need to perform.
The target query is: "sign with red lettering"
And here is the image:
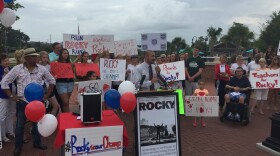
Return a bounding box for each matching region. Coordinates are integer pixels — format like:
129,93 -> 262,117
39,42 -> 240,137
158,61 -> 185,82
249,70 -> 280,89
100,58 -> 126,81
50,62 -> 74,78
185,96 -> 219,117
75,63 -> 100,77
63,34 -> 91,55
114,39 -> 138,56
91,35 -> 115,54
65,125 -> 123,156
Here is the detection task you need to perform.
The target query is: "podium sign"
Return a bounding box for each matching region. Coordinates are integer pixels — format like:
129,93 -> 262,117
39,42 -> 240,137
136,92 -> 181,156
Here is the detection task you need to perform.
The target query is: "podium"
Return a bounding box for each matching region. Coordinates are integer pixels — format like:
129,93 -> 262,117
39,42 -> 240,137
135,91 -> 182,156
262,113 -> 280,152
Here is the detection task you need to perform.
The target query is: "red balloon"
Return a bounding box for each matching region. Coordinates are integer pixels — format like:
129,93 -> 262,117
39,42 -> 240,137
0,0 -> 4,13
25,100 -> 46,122
120,92 -> 136,113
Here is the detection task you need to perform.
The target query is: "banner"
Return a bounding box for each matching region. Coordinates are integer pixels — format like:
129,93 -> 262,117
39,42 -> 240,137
91,35 -> 115,54
50,62 -> 74,78
114,39 -> 138,56
77,80 -> 112,102
75,63 -> 100,77
185,96 -> 219,117
65,126 -> 123,156
141,33 -> 167,51
249,70 -> 280,89
158,61 -> 185,82
100,58 -> 126,81
63,34 -> 91,55
136,92 -> 180,156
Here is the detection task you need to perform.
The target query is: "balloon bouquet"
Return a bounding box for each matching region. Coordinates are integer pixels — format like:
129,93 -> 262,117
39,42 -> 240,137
24,83 -> 58,137
0,0 -> 17,28
104,81 -> 137,113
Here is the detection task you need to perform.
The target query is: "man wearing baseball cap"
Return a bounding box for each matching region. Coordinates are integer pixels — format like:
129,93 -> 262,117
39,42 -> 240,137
1,48 -> 56,156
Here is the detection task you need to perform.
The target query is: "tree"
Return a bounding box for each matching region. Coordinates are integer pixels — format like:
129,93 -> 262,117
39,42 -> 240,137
256,11 -> 280,51
166,37 -> 191,54
6,29 -> 29,48
221,22 -> 254,49
0,0 -> 24,53
207,26 -> 222,53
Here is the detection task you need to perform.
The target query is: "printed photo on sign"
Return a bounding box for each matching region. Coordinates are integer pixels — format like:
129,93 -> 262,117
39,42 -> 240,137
158,61 -> 186,82
100,58 -> 126,81
141,33 -> 167,51
249,70 -> 280,89
137,94 -> 180,156
63,34 -> 91,55
65,126 -> 123,156
185,96 -> 219,117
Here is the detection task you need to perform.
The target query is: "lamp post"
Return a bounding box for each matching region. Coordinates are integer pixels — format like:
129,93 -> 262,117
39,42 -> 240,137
204,36 -> 208,55
191,36 -> 197,48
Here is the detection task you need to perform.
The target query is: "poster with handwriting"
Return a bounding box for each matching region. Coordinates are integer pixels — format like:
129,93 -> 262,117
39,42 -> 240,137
185,96 -> 219,117
114,39 -> 138,56
65,126 -> 123,156
100,58 -> 126,81
91,35 -> 115,54
249,70 -> 280,89
63,34 -> 91,55
50,62 -> 74,78
158,61 -> 185,82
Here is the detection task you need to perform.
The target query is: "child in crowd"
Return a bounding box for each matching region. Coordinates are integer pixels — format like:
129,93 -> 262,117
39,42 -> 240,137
193,79 -> 209,127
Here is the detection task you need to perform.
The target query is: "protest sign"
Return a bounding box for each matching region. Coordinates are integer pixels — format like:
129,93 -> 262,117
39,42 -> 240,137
90,35 -> 115,54
185,96 -> 219,117
100,58 -> 126,81
141,33 -> 167,51
249,70 -> 280,89
50,62 -> 74,78
158,61 -> 185,82
114,39 -> 138,56
75,63 -> 100,77
77,80 -> 111,102
65,125 -> 123,156
63,34 -> 91,55
136,92 -> 181,156
277,40 -> 280,56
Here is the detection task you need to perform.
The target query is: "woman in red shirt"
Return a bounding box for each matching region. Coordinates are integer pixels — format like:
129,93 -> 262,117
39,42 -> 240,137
215,55 -> 232,110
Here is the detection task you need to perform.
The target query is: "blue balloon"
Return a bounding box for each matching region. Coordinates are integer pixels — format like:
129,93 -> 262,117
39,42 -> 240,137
24,82 -> 44,102
4,0 -> 13,3
104,89 -> 120,109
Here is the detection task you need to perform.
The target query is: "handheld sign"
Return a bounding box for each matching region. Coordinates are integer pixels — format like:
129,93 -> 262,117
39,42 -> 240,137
75,63 -> 100,77
249,70 -> 280,89
63,34 -> 91,55
158,61 -> 185,82
91,35 -> 115,54
100,58 -> 126,81
141,33 -> 167,51
185,96 -> 219,117
114,39 -> 138,56
50,62 -> 74,78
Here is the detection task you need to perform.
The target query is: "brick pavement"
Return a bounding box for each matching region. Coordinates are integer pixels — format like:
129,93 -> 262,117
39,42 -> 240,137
0,80 -> 277,156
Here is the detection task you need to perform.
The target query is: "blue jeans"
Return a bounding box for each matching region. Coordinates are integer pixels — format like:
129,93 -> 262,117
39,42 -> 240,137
15,100 -> 41,148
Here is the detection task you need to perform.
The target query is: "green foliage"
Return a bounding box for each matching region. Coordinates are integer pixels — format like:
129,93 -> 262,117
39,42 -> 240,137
166,37 -> 191,54
207,26 -> 222,53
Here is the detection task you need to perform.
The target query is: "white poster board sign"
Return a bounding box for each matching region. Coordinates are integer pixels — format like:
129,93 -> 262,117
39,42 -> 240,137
63,34 -> 91,55
141,33 -> 167,51
114,39 -> 138,56
185,96 -> 219,117
100,58 -> 126,81
249,70 -> 280,89
77,80 -> 112,102
65,126 -> 123,156
137,93 -> 180,156
158,61 -> 185,82
91,35 -> 115,54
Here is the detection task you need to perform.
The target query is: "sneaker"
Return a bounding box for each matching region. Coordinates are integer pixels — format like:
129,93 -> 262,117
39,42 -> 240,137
227,112 -> 234,120
235,113 -> 240,122
192,121 -> 197,127
2,136 -> 11,142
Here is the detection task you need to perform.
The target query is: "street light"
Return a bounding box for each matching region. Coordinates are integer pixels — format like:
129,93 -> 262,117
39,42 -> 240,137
191,36 -> 197,48
204,36 -> 208,55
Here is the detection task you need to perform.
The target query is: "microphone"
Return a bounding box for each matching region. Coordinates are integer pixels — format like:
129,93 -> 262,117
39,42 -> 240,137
139,75 -> 146,90
157,73 -> 168,88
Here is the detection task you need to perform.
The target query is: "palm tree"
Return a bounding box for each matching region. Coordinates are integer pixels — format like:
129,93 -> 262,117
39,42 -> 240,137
207,26 -> 223,54
167,37 -> 188,54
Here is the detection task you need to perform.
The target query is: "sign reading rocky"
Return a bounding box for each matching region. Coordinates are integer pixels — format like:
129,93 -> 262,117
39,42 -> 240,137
185,96 -> 219,117
100,58 -> 126,81
158,61 -> 185,82
249,70 -> 280,89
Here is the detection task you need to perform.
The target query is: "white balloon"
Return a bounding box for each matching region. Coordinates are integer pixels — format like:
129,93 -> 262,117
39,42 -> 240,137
118,81 -> 136,95
0,8 -> 16,27
38,114 -> 58,137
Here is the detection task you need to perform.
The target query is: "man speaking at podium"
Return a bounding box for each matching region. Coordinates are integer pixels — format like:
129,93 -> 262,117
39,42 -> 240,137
133,50 -> 160,91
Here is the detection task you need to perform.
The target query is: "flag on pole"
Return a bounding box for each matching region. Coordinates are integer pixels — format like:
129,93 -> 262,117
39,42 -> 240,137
78,23 -> 80,35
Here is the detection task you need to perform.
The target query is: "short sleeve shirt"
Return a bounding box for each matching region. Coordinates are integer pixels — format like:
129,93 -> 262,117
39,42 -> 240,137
194,89 -> 208,96
185,56 -> 205,82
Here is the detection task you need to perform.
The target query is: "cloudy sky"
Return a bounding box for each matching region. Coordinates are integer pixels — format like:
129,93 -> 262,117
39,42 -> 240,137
12,0 -> 280,45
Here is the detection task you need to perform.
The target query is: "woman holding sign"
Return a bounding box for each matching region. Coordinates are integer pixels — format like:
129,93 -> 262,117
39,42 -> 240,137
215,55 -> 232,110
56,48 -> 74,112
267,56 -> 280,111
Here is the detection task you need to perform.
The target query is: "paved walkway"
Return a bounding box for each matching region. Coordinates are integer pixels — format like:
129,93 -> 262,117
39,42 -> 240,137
0,80 -> 278,156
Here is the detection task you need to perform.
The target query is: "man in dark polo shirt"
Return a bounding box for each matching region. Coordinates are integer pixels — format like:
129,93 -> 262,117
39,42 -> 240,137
185,46 -> 205,95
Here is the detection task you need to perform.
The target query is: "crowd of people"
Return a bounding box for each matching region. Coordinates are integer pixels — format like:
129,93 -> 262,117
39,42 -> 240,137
0,42 -> 279,155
